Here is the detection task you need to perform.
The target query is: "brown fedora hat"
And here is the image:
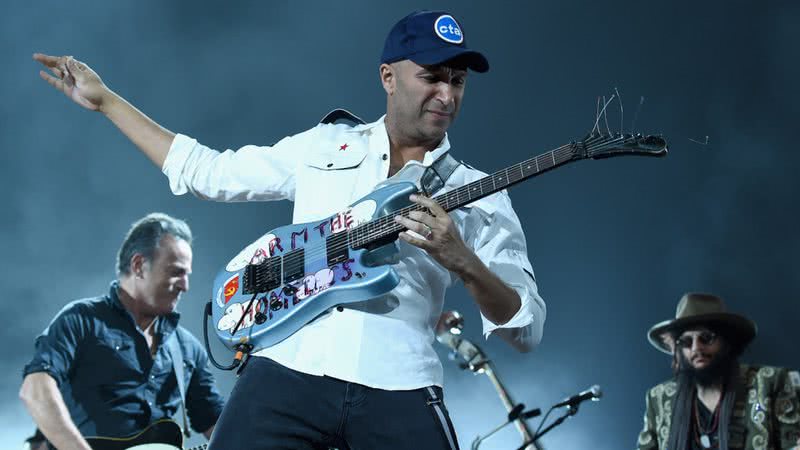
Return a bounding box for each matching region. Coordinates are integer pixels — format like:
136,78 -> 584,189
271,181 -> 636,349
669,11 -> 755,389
647,292 -> 757,354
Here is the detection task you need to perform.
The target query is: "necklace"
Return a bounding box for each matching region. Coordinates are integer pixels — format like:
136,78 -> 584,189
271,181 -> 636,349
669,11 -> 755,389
693,390 -> 722,449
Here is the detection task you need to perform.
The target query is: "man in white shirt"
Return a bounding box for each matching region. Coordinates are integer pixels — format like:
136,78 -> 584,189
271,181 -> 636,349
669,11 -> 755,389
34,10 -> 546,449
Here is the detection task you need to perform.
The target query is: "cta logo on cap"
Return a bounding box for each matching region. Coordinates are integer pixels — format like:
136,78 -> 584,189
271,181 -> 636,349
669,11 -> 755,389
434,15 -> 463,44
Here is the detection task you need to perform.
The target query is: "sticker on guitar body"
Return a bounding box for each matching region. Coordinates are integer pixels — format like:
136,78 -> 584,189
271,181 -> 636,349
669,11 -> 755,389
214,273 -> 240,308
216,259 -> 355,332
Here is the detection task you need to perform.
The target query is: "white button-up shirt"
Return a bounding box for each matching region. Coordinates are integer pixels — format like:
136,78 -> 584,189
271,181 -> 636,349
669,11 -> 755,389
163,115 -> 545,390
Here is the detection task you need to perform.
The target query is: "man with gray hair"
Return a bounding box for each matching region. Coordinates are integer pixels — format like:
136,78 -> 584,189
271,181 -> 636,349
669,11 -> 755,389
19,213 -> 224,450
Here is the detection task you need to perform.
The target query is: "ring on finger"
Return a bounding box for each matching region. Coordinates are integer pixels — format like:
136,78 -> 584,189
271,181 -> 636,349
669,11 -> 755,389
423,224 -> 433,239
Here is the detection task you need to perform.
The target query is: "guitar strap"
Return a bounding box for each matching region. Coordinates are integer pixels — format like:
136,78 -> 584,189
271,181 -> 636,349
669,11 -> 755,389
420,152 -> 461,197
166,331 -> 191,438
319,108 -> 366,125
319,108 -> 462,196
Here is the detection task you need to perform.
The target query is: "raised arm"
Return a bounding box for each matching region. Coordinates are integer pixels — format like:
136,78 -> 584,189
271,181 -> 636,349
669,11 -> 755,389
19,372 -> 92,450
33,53 -> 175,167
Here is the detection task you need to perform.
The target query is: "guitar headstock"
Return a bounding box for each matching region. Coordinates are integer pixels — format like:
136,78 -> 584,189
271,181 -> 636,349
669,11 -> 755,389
574,132 -> 668,160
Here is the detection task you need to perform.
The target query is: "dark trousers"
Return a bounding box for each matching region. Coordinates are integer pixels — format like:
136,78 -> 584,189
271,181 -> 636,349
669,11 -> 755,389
208,356 -> 460,450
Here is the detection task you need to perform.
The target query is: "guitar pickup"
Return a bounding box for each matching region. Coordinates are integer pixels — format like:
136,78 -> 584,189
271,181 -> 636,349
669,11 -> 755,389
282,248 -> 305,284
243,256 -> 282,294
326,234 -> 350,266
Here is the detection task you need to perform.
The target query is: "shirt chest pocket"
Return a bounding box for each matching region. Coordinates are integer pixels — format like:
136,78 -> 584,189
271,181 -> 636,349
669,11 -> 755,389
295,150 -> 369,220
305,149 -> 368,172
85,331 -> 142,381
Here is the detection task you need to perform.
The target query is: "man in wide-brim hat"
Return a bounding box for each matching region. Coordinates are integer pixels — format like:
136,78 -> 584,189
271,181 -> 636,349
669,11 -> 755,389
636,292 -> 800,450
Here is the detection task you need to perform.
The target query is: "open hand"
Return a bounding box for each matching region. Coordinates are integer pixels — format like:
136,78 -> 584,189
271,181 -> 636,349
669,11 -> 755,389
33,53 -> 109,111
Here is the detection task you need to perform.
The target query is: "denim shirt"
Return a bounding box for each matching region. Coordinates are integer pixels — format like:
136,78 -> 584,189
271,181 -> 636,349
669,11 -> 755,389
23,281 -> 224,438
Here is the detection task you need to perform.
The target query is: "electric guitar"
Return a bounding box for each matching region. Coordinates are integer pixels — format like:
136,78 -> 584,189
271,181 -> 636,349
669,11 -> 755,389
210,131 -> 668,352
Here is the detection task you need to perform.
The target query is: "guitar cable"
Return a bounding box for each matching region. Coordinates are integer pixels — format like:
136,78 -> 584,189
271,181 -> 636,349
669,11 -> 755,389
203,301 -> 252,371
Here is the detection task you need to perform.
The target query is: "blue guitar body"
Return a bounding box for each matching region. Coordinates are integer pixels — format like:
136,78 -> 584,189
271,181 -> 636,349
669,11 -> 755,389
211,181 -> 417,351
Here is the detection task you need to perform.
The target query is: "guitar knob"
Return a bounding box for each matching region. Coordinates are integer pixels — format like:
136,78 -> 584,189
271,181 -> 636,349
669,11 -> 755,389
282,285 -> 298,296
255,312 -> 267,324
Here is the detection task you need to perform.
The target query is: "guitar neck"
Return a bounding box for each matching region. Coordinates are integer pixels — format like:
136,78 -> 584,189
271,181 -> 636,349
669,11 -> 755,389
435,143 -> 576,212
350,142 -> 578,249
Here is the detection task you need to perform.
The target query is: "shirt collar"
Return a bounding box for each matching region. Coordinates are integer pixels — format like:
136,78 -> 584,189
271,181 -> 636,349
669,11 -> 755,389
107,280 -> 181,335
361,115 -> 451,167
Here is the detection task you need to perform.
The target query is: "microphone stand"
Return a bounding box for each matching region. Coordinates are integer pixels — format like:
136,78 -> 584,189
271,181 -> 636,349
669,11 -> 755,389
514,405 -> 578,450
477,362 -> 540,450
435,311 -> 542,450
470,406 -> 541,450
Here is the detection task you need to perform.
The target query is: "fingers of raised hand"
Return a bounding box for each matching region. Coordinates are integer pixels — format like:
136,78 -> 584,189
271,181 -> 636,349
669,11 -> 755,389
33,54 -> 77,82
32,52 -> 60,68
39,69 -> 67,92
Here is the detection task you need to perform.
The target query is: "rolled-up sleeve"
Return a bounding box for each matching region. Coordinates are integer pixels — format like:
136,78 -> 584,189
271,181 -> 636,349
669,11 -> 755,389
184,336 -> 225,433
461,191 -> 546,350
162,127 -> 318,203
22,303 -> 89,386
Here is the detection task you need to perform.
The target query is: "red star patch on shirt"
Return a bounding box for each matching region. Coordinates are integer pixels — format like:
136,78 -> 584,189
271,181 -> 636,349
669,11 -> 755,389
339,143 -> 349,151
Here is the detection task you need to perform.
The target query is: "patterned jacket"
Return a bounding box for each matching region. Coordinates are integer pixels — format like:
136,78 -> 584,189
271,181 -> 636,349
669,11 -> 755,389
637,364 -> 800,450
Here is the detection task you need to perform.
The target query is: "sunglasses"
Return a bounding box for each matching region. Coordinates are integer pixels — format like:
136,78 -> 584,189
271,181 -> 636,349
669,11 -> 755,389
675,331 -> 717,349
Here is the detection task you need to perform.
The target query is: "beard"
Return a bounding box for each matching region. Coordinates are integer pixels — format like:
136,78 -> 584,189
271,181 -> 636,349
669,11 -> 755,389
677,346 -> 738,388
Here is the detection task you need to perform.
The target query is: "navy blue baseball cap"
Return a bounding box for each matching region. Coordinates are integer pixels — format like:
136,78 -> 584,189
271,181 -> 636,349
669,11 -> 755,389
381,11 -> 489,73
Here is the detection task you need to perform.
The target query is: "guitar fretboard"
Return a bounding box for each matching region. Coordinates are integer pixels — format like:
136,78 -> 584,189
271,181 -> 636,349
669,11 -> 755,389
347,142 -> 578,249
